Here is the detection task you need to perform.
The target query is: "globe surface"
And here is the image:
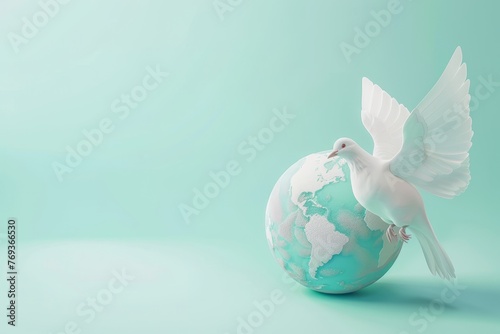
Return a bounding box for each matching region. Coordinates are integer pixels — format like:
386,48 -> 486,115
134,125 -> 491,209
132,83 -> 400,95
265,151 -> 403,294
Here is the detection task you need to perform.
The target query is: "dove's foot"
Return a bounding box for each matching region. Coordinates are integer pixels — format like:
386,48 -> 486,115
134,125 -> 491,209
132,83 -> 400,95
399,226 -> 411,242
385,224 -> 397,243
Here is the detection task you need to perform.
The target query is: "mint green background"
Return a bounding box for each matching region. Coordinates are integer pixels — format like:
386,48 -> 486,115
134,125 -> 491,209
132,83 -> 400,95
0,0 -> 499,333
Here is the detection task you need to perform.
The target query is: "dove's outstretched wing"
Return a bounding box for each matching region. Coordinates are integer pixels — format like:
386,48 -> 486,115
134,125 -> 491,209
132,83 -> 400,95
361,77 -> 410,160
390,47 -> 472,198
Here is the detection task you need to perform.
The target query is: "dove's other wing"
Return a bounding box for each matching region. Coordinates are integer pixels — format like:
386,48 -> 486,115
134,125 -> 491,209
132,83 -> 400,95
361,77 -> 410,160
390,47 -> 472,198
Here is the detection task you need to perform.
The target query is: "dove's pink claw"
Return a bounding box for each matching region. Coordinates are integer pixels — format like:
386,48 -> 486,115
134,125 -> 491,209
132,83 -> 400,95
399,226 -> 411,242
385,224 -> 397,243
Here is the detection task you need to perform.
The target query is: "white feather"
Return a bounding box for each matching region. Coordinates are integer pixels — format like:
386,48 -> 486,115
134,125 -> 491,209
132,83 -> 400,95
390,47 -> 473,198
361,77 -> 410,161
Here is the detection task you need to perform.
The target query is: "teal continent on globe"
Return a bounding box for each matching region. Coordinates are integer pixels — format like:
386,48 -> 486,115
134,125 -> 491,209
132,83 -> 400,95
265,152 -> 403,293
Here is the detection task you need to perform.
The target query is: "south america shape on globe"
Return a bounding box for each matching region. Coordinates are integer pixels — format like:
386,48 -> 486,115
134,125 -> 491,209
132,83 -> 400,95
265,151 -> 403,294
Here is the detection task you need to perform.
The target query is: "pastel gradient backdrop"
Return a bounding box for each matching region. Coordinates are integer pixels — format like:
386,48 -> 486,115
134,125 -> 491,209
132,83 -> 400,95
0,0 -> 499,333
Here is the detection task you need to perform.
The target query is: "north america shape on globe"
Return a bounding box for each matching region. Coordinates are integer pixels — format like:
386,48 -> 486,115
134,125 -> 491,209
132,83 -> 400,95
265,151 -> 403,293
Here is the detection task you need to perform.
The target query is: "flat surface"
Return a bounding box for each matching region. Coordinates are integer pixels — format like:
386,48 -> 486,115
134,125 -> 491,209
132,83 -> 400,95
3,240 -> 500,334
0,0 -> 499,333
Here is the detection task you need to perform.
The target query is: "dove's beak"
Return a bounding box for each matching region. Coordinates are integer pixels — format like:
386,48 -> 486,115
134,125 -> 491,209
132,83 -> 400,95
328,150 -> 338,159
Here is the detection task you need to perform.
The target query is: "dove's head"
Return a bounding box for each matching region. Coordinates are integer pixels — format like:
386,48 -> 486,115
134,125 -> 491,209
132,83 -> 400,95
328,138 -> 359,159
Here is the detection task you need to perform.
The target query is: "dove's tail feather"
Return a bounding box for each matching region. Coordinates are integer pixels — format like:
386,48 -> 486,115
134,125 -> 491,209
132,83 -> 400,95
411,225 -> 456,280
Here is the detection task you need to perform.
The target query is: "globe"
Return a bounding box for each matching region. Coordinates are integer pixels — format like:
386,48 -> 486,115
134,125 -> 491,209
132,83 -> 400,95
265,151 -> 403,294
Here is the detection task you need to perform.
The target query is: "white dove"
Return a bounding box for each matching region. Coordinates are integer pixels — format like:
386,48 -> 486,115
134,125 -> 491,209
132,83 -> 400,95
328,47 -> 472,280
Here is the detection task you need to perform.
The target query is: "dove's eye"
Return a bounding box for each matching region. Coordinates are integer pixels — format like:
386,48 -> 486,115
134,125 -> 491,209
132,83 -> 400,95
341,143 -> 346,149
